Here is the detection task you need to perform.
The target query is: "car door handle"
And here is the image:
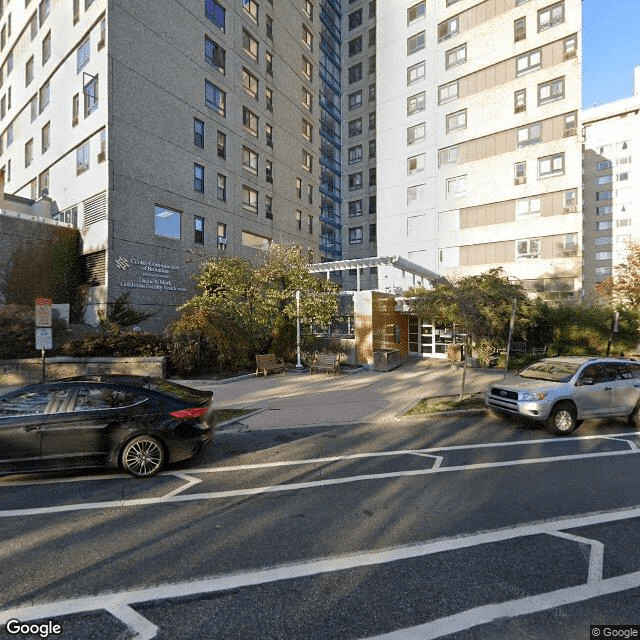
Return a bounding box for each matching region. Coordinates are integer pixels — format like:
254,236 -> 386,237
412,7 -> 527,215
604,387 -> 612,390
24,425 -> 41,431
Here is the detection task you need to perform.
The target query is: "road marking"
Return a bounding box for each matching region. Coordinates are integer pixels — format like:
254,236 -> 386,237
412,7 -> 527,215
160,473 -> 202,498
545,530 -> 604,582
108,604 -> 158,640
2,506 -> 639,637
1,447 -> 639,518
604,436 -> 639,451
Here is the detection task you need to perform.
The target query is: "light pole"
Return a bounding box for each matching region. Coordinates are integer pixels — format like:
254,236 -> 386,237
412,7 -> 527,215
296,290 -> 303,368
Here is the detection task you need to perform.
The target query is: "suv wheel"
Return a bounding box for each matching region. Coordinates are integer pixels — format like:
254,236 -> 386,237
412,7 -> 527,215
547,402 -> 577,436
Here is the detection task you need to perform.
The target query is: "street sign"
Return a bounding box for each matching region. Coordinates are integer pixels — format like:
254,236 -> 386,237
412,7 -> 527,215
35,328 -> 53,350
35,298 -> 53,327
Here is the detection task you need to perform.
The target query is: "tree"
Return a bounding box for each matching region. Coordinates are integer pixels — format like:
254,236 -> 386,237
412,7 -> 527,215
177,244 -> 340,365
596,240 -> 640,308
406,269 -> 535,399
98,292 -> 156,331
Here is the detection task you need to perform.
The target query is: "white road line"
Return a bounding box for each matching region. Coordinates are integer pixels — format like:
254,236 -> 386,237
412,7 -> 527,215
1,448 -> 639,518
107,604 -> 158,640
604,437 -> 639,451
2,506 -> 640,632
545,531 -> 604,582
160,473 -> 202,499
363,571 -> 640,640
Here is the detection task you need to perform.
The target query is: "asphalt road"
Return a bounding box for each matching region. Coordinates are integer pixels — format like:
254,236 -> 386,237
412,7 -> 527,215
1,412 -> 640,640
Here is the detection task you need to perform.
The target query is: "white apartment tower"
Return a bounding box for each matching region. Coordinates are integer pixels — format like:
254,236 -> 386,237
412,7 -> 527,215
376,0 -> 583,297
582,66 -> 640,297
0,0 -> 324,327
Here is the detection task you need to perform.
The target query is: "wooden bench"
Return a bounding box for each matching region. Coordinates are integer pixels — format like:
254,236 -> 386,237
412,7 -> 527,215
255,354 -> 286,377
309,353 -> 340,377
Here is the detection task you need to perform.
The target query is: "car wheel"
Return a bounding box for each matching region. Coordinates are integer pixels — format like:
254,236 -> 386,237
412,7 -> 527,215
546,402 -> 577,436
629,405 -> 640,429
122,435 -> 165,478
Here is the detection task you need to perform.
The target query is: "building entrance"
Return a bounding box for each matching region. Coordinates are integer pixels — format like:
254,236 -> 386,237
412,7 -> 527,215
408,317 -> 465,358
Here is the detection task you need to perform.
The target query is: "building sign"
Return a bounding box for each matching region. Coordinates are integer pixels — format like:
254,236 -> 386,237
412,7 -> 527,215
115,257 -> 187,292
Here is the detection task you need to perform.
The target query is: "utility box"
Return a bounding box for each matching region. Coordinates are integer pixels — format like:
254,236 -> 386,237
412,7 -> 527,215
374,348 -> 402,372
447,343 -> 464,362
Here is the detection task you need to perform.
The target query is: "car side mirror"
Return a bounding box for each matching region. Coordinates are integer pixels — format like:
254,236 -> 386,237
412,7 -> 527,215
578,377 -> 594,386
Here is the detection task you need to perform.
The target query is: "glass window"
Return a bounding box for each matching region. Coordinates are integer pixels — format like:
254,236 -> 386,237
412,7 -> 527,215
242,146 -> 258,174
205,36 -> 225,73
516,238 -> 541,259
517,122 -> 542,147
514,89 -> 526,112
348,90 -> 362,110
243,106 -> 258,136
194,216 -> 204,244
407,31 -> 426,56
538,153 -> 564,178
407,92 -> 425,115
217,130 -> 226,158
42,30 -> 51,63
516,49 -> 541,75
407,1 -> 426,25
84,75 -> 98,116
243,68 -> 258,99
446,109 -> 466,132
205,80 -> 226,115
438,81 -> 458,104
514,17 -> 526,41
349,227 -> 363,244
217,173 -> 226,201
242,185 -> 258,213
243,0 -> 259,22
155,205 -> 181,239
77,36 -> 90,72
348,118 -> 362,137
538,1 -> 564,31
349,200 -> 363,217
446,175 -> 466,196
348,36 -> 362,57
407,61 -> 425,85
538,77 -> 564,105
348,63 -> 362,84
348,145 -> 362,164
205,0 -> 225,31
348,172 -> 362,190
243,29 -> 258,60
407,153 -> 425,174
194,118 -> 204,147
445,44 -> 466,69
438,145 -> 458,166
76,140 -> 89,174
348,9 -> 362,30
407,122 -> 425,145
438,16 -> 458,41
194,163 -> 204,192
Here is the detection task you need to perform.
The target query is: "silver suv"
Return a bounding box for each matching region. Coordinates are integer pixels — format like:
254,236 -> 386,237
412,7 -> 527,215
485,356 -> 640,435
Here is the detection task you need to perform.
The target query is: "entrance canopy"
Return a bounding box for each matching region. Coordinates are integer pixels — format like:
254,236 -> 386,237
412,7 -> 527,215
308,255 -> 447,291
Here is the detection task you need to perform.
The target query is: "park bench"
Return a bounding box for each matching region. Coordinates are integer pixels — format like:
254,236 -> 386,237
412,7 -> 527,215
309,353 -> 341,377
255,354 -> 287,377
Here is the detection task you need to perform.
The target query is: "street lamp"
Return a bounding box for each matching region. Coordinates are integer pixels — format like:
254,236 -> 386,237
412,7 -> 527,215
296,290 -> 303,368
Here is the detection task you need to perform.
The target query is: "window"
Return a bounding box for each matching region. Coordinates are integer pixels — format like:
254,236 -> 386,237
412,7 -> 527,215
348,9 -> 362,31
265,50 -> 273,75
445,44 -> 466,69
596,221 -> 613,231
194,118 -> 204,147
39,80 -> 49,113
348,90 -> 362,110
296,177 -> 302,198
205,0 -> 225,31
369,224 -> 376,243
538,77 -> 564,104
307,184 -> 313,204
407,1 -> 425,25
302,56 -> 313,80
296,210 -> 302,230
438,81 -> 458,104
30,14 -> 38,41
369,167 -> 376,186
303,0 -> 313,20
407,122 -> 425,145
77,36 -> 90,73
407,92 -> 425,115
596,252 -> 612,261
265,195 -> 273,219
349,227 -> 363,244
72,93 -> 79,125
594,236 -> 611,246
369,27 -> 376,46
348,145 -> 362,164
596,205 -> 612,216
265,160 -> 273,183
266,15 -> 273,39
538,153 -> 564,178
516,238 -> 541,259
348,36 -> 362,57
308,214 -> 313,234
369,139 -> 376,158
303,25 -> 313,50
84,74 -> 98,116
217,130 -> 226,158
76,141 -> 90,175
348,118 -> 362,137
243,0 -> 258,22
205,36 -> 225,73
564,112 -> 576,136
302,87 -> 312,111
438,145 -> 459,166
348,172 -> 362,190
517,123 -> 542,147
242,106 -> 258,136
205,80 -> 225,115
618,172 -> 629,181
25,56 -> 34,86
266,123 -> 273,147
98,128 -> 106,161
243,146 -> 258,174
302,150 -> 313,172
438,16 -> 458,42
194,164 -> 204,192
446,175 -> 466,197
25,138 -> 33,167
515,197 -> 541,218
595,175 -> 613,185
407,61 -> 425,86
446,109 -> 466,132
596,190 -> 612,201
514,161 -> 526,184
407,154 -> 425,175
516,49 -> 541,75
242,185 -> 258,213
42,30 -> 50,64
217,173 -> 226,201
538,1 -> 564,31
265,86 -> 273,111
39,168 -> 49,195
217,223 -> 227,249
243,68 -> 258,99
563,35 -> 577,59
369,84 -> 376,101
348,63 -> 362,84
407,31 -> 425,56
243,29 -> 258,60
38,0 -> 49,26
98,18 -> 106,48
349,200 -> 363,217
514,89 -> 526,112
369,111 -> 376,130
155,205 -> 181,239
564,190 -> 577,209
41,121 -> 49,153
514,17 -> 526,41
194,216 -> 204,244
596,160 -> 612,171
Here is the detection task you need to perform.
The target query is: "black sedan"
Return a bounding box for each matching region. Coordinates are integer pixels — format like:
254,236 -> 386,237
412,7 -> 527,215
0,376 -> 215,478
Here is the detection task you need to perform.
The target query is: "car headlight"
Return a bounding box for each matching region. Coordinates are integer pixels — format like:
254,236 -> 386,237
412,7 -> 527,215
519,391 -> 547,401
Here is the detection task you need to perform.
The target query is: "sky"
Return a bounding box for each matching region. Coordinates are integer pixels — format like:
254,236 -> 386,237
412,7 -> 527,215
582,0 -> 640,107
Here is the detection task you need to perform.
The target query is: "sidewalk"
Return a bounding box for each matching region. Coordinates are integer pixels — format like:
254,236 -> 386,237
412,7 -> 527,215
177,359 -> 505,431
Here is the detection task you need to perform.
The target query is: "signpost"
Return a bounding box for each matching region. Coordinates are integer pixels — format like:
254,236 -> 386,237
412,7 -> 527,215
35,298 -> 52,382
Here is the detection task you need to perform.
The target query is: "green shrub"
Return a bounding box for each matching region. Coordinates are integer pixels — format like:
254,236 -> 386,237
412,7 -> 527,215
60,332 -> 166,358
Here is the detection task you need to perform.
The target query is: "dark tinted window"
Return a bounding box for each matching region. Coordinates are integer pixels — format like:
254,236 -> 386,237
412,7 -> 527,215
0,389 -> 52,416
74,386 -> 147,411
579,364 -> 612,384
616,362 -> 640,380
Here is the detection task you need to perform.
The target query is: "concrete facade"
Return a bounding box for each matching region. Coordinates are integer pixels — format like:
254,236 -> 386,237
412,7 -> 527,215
582,67 -> 640,297
376,0 -> 583,298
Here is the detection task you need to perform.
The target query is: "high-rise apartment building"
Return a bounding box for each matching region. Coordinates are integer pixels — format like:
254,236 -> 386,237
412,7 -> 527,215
0,0 -> 324,326
376,0 -> 583,299
582,67 -> 640,297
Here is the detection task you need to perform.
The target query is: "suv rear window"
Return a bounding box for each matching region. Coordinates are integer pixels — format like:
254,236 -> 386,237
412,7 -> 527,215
519,361 -> 581,382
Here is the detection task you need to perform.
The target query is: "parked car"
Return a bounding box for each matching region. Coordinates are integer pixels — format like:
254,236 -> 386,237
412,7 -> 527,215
0,376 -> 215,477
485,356 -> 640,435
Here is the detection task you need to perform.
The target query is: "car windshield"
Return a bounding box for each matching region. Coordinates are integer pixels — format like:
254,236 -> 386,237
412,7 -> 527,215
518,361 -> 581,383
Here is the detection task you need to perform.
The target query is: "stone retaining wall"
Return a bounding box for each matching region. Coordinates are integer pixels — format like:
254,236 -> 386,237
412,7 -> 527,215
0,357 -> 166,385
